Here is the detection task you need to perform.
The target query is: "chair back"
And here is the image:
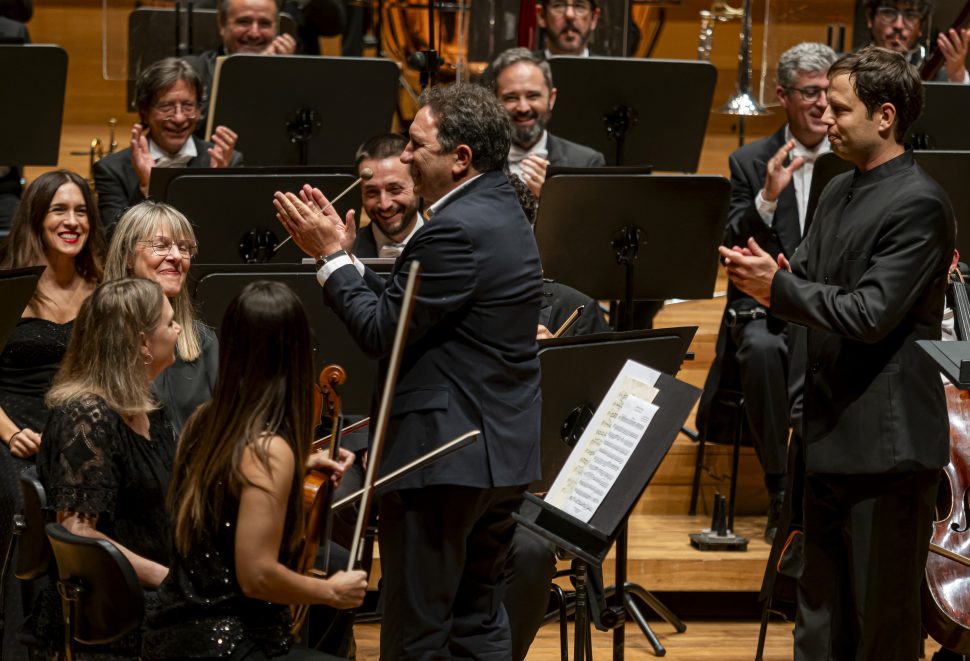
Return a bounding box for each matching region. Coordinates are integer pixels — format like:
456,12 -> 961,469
45,522 -> 144,645
15,468 -> 51,580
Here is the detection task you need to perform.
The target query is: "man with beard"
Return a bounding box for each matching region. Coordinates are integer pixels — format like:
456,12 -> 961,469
865,0 -> 969,83
490,48 -> 604,199
93,57 -> 242,230
699,42 -> 836,543
351,133 -> 423,259
536,0 -> 599,56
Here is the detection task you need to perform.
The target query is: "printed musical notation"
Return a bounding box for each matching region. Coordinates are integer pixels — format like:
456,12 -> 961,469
547,360 -> 660,523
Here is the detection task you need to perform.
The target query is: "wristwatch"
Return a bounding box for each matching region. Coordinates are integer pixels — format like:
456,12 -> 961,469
315,249 -> 347,271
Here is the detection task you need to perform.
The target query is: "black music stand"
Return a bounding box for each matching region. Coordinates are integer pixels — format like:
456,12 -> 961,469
918,340 -> 970,389
160,170 -> 356,263
906,82 -> 970,150
546,58 -> 717,170
0,45 -> 67,165
515,359 -> 701,660
125,7 -> 298,111
190,262 -> 392,414
207,56 -> 398,166
0,267 -> 43,352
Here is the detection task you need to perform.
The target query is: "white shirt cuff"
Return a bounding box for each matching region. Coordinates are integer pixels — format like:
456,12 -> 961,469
755,189 -> 777,226
315,254 -> 363,287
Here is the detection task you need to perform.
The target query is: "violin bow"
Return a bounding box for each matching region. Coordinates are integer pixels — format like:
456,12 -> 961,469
347,260 -> 420,571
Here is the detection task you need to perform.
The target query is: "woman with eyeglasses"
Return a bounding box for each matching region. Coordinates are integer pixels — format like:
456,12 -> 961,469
0,170 -> 105,465
105,200 -> 217,434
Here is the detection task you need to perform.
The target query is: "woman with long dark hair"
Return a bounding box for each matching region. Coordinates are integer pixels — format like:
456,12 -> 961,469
147,281 -> 366,660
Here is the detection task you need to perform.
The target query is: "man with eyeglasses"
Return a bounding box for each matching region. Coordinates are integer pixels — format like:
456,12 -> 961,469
699,42 -> 837,545
536,0 -> 599,56
866,0 -> 970,83
93,58 -> 243,232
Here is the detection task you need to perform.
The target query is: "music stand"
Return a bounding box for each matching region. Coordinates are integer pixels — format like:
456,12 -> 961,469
0,45 -> 67,165
515,359 -> 701,660
125,7 -> 298,111
190,262 -> 392,414
546,57 -> 717,170
161,171 -> 356,263
803,152 -> 853,233
207,56 -> 398,166
906,82 -> 970,150
0,267 -> 43,353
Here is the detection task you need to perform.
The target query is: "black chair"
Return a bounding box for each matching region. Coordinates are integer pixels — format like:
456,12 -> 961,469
16,468 -> 52,581
45,522 -> 144,661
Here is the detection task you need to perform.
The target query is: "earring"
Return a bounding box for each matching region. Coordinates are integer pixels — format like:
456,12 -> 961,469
143,352 -> 153,366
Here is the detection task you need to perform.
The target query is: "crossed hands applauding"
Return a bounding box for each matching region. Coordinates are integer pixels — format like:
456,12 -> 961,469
274,185 -> 357,259
718,238 -> 792,307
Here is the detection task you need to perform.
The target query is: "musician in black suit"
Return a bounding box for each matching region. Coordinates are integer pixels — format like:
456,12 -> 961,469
722,47 -> 955,659
865,0 -> 970,83
351,133 -> 423,259
93,58 -> 242,230
488,48 -> 604,200
698,42 -> 837,543
276,83 -> 542,659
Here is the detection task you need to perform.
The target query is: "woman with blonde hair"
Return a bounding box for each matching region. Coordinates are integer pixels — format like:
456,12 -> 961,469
0,169 -> 104,462
104,200 -> 216,433
34,277 -> 180,656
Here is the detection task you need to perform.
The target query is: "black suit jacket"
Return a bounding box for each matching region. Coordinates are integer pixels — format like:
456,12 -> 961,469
92,136 -> 243,229
323,170 -> 543,490
352,224 -> 379,258
771,150 -> 954,474
546,132 -> 605,168
0,15 -> 27,40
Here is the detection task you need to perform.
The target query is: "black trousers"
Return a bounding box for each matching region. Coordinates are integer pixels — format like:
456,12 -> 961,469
377,485 -> 524,660
502,526 -> 557,661
794,469 -> 939,661
731,317 -> 789,493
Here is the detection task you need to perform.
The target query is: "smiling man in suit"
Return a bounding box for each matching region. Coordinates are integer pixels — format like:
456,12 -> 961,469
699,42 -> 837,543
275,82 -> 543,660
721,47 -> 955,659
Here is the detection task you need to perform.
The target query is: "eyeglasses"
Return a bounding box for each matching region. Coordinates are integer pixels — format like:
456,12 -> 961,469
785,85 -> 828,102
152,101 -> 199,118
546,0 -> 593,17
139,237 -> 198,259
873,6 -> 923,27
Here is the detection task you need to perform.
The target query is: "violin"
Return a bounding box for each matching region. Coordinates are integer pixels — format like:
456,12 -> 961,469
923,267 -> 970,652
292,364 -> 347,635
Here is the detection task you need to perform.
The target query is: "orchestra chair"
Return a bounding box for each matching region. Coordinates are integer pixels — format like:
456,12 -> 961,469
45,522 -> 144,661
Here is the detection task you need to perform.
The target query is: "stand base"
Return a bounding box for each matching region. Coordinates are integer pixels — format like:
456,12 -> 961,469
689,530 -> 749,551
603,581 -> 687,657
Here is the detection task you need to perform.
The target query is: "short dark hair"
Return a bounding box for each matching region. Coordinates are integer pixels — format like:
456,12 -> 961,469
418,83 -> 511,173
489,47 -> 554,93
828,46 -> 923,142
864,0 -> 931,21
135,58 -> 204,122
355,133 -> 408,166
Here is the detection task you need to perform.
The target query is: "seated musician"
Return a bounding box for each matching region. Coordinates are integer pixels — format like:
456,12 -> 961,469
93,57 -> 242,230
146,281 -> 367,661
32,278 -> 179,656
489,48 -> 605,200
185,0 -> 297,137
103,201 -> 217,434
536,0 -> 600,57
698,42 -> 837,543
866,0 -> 969,82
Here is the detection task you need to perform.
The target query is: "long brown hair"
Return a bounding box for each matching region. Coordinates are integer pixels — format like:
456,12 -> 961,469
169,281 -> 315,557
104,201 -> 203,361
0,170 -> 104,281
46,278 -> 164,417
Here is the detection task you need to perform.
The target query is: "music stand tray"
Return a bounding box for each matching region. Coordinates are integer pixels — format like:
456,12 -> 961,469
208,56 -> 398,166
918,339 -> 970,389
162,171 -> 356,264
0,45 -> 67,165
0,267 -> 44,353
546,57 -> 717,171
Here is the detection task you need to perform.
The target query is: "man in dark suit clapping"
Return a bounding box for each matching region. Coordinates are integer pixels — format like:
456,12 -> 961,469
722,47 -> 955,660
275,83 -> 543,660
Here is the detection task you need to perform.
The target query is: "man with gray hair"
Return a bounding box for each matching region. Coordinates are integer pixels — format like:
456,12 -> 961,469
93,57 -> 242,229
698,41 -> 837,543
490,47 -> 605,198
275,83 -> 543,659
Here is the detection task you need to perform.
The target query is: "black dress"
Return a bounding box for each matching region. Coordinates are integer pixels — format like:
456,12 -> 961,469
32,394 -> 177,658
153,321 -> 218,435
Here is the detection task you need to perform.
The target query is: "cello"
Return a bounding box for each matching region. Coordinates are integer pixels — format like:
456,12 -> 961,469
923,266 -> 970,653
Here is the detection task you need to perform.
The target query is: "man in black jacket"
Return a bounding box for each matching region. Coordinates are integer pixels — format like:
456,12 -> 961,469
722,47 -> 955,660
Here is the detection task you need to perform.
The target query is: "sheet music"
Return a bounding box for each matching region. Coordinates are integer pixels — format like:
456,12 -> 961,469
546,360 -> 660,523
